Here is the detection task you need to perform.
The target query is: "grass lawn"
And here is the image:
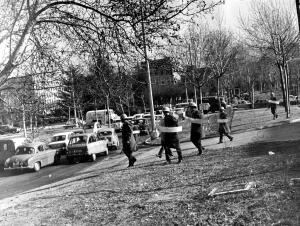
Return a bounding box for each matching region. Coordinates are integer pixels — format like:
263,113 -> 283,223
0,140 -> 299,225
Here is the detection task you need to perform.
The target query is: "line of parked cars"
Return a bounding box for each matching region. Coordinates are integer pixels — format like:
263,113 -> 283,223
0,126 -> 121,173
0,125 -> 21,135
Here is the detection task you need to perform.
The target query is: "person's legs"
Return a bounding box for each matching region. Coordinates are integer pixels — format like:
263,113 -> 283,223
123,146 -> 136,167
224,131 -> 233,141
191,132 -> 204,155
157,146 -> 164,158
219,130 -> 224,143
175,141 -> 182,163
164,146 -> 172,164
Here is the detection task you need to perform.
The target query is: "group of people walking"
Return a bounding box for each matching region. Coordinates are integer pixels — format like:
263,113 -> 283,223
120,101 -> 234,167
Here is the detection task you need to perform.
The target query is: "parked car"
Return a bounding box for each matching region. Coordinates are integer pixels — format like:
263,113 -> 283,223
66,133 -> 108,163
111,119 -> 122,132
131,118 -> 149,136
254,99 -> 269,108
48,131 -> 74,155
173,107 -> 185,119
96,128 -> 119,150
0,137 -> 31,168
63,118 -> 85,129
0,125 -> 21,135
132,113 -> 144,120
4,142 -> 59,172
202,96 -> 225,113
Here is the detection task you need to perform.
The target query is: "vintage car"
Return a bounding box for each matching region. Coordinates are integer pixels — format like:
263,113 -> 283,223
111,119 -> 122,132
4,142 -> 59,172
66,133 -> 108,163
48,131 -> 74,155
63,118 -> 85,129
96,128 -> 120,150
0,125 -> 21,135
131,118 -> 149,136
0,137 -> 31,168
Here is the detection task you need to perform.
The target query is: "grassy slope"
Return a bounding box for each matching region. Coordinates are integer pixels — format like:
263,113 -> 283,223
0,140 -> 299,226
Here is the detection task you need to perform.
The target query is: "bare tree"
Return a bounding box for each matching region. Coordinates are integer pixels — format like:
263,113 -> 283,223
0,0 -> 224,87
240,0 -> 299,118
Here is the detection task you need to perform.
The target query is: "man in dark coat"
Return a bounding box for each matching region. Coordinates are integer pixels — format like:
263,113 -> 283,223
269,92 -> 278,120
188,102 -> 205,155
120,114 -> 137,167
162,107 -> 182,164
218,107 -> 233,144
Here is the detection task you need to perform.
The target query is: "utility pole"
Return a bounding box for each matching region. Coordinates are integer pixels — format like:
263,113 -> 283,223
188,43 -> 197,105
140,0 -> 157,138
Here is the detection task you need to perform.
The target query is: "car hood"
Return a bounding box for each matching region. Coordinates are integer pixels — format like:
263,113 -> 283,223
8,154 -> 33,163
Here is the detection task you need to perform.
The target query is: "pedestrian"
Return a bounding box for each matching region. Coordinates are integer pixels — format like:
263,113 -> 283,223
120,114 -> 137,167
218,107 -> 233,144
156,115 -> 173,158
269,92 -> 278,120
220,98 -> 227,109
161,106 -> 182,164
187,102 -> 205,155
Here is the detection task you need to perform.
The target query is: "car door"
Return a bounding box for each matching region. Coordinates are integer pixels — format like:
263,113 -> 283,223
87,135 -> 96,155
37,145 -> 47,166
44,144 -> 56,165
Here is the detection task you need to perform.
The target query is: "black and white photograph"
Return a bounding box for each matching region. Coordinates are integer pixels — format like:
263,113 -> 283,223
0,0 -> 299,225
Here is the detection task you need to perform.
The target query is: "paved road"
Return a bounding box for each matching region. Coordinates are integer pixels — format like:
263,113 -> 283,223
0,152 -> 119,200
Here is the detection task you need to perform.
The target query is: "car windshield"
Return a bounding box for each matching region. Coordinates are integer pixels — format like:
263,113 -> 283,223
51,135 -> 66,142
16,147 -> 35,155
69,136 -> 87,145
99,131 -> 112,136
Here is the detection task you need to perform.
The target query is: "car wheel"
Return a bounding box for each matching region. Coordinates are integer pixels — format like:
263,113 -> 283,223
91,153 -> 96,161
33,162 -> 41,172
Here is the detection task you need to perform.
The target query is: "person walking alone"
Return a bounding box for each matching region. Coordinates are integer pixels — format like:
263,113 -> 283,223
120,114 -> 137,167
187,102 -> 205,155
269,92 -> 278,120
218,107 -> 233,144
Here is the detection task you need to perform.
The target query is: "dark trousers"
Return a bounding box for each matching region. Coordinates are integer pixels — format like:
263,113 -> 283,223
164,142 -> 182,161
219,129 -> 233,142
158,142 -> 173,161
123,145 -> 136,166
191,132 -> 203,153
271,108 -> 278,119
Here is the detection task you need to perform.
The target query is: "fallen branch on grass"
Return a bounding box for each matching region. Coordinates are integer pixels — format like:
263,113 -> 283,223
208,181 -> 256,197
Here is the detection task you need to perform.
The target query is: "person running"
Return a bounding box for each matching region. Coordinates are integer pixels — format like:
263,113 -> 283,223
156,116 -> 173,159
218,107 -> 233,144
269,92 -> 278,120
161,107 -> 182,164
187,102 -> 205,155
120,114 -> 137,167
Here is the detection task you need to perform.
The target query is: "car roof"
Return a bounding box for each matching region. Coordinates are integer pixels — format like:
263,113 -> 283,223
18,141 -> 45,148
97,128 -> 115,132
53,132 -> 74,136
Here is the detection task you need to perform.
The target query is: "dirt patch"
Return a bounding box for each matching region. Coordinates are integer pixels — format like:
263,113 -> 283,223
0,140 -> 299,225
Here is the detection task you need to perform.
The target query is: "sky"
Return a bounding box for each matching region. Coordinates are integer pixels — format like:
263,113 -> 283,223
211,0 -> 297,33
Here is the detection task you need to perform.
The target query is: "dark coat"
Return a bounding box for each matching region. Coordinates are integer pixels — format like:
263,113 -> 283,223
218,111 -> 230,133
270,96 -> 277,113
190,109 -> 203,134
163,114 -> 180,149
122,120 -> 137,152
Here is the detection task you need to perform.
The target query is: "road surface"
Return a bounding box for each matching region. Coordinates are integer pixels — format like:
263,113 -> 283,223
0,152 -> 118,200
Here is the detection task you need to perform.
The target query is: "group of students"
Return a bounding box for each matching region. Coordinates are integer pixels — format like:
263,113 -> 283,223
119,102 -> 234,167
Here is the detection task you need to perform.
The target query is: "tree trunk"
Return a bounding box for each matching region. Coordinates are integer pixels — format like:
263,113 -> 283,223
296,0 -> 300,31
22,103 -> 27,138
278,64 -> 289,118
